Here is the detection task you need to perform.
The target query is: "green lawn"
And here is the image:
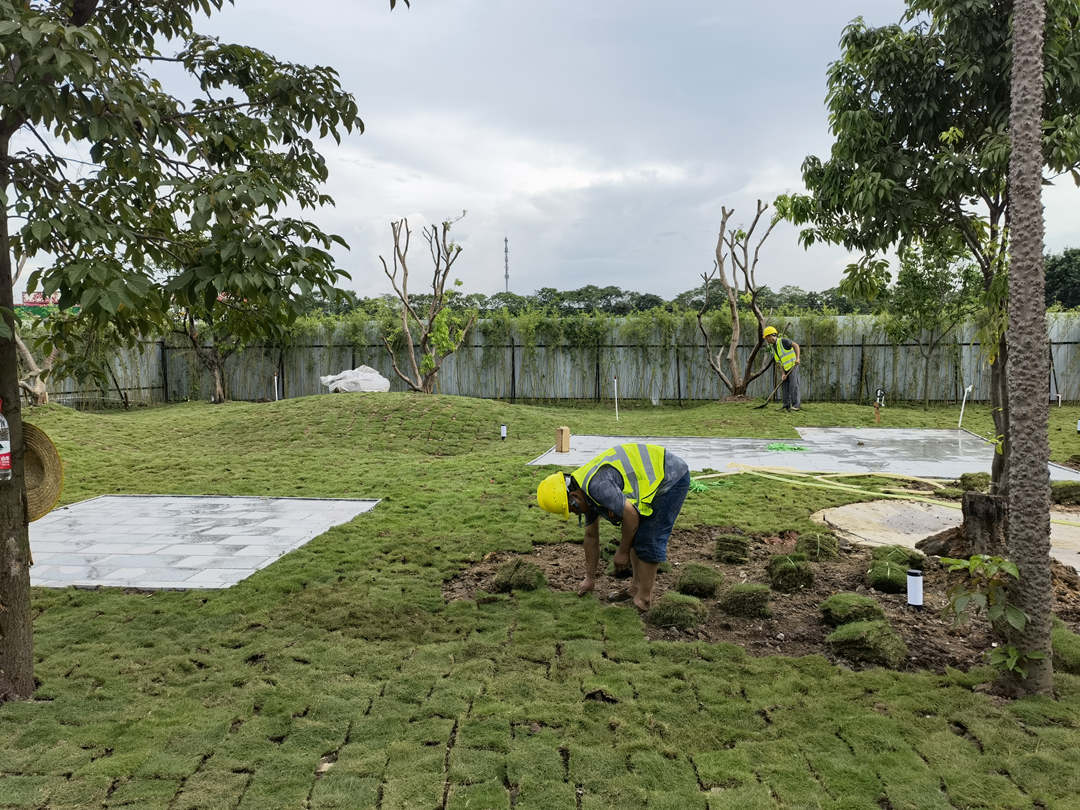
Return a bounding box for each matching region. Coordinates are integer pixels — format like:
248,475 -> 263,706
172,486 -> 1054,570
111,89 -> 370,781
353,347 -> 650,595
2,395 -> 1079,809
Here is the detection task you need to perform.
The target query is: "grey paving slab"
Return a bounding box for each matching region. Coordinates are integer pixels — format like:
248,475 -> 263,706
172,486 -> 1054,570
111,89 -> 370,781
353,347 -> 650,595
30,495 -> 379,590
527,428 -> 1080,482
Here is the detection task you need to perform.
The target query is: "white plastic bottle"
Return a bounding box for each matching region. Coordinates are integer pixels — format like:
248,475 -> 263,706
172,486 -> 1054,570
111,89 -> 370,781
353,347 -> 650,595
0,398 -> 11,481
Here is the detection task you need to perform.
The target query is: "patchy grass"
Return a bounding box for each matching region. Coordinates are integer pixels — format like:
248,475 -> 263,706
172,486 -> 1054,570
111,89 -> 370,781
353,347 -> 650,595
1,396 -> 1078,808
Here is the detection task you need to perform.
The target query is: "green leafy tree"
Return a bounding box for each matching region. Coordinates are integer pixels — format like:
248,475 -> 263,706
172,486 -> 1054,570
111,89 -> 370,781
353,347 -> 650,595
0,0 -> 373,701
783,0 -> 1080,491
876,244 -> 981,409
1045,248 -> 1080,309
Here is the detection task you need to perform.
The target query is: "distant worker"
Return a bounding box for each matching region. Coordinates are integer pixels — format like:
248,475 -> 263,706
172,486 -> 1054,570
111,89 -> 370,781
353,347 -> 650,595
763,326 -> 801,412
536,443 -> 690,611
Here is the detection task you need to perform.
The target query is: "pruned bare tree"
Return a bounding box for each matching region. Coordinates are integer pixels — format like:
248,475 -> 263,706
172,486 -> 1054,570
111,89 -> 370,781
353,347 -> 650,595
697,200 -> 778,397
380,214 -> 477,394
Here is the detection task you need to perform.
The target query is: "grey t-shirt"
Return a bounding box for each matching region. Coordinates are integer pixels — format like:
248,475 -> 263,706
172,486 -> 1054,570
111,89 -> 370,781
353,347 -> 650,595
578,451 -> 689,526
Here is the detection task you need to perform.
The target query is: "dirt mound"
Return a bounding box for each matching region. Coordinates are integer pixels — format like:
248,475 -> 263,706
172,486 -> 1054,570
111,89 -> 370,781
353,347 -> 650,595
443,527 -> 1080,673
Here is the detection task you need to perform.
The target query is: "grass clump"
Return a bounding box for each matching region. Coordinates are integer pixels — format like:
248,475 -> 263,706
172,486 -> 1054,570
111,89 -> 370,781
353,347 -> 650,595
795,531 -> 839,561
717,584 -> 771,618
645,592 -> 706,630
825,620 -> 909,668
958,472 -> 991,492
1052,616 -> 1080,675
870,544 -> 925,570
674,563 -> 724,598
819,592 -> 885,627
714,533 -> 750,564
866,560 -> 907,593
1052,481 -> 1080,506
491,559 -> 545,593
766,553 -> 814,592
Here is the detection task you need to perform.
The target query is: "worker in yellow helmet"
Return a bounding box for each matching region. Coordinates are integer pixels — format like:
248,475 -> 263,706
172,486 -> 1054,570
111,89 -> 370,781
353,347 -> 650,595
536,443 -> 689,611
762,325 -> 801,411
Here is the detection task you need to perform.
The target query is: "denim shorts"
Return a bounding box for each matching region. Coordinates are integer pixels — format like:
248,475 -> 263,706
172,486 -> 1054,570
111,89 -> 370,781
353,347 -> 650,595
633,471 -> 690,563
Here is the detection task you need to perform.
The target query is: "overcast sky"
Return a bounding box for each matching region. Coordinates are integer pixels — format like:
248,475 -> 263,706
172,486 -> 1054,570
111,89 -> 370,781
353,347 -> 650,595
29,1 -> 1080,301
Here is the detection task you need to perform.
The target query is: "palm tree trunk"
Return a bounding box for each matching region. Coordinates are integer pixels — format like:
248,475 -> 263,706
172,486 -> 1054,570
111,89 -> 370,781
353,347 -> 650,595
1002,0 -> 1053,696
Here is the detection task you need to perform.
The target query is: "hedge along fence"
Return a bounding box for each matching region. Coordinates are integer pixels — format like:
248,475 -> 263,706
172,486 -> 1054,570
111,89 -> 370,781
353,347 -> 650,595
42,311 -> 1080,407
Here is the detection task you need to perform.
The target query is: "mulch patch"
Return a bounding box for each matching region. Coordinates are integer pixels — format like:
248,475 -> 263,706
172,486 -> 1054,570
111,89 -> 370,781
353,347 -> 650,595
442,526 -> 1080,674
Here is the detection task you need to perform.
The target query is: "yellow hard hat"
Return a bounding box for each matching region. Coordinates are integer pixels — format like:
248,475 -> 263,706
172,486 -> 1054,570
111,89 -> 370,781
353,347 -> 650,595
537,472 -> 570,519
762,326 -> 778,338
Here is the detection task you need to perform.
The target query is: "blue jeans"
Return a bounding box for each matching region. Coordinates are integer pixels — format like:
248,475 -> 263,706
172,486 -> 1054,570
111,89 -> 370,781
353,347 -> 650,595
633,472 -> 690,563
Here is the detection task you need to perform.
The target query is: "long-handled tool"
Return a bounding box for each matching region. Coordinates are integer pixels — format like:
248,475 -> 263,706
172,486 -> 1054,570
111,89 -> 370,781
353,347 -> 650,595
753,378 -> 784,409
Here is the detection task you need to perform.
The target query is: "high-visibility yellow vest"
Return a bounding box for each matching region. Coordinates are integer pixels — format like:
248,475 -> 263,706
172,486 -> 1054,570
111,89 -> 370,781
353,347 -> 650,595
571,443 -> 667,517
772,336 -> 797,371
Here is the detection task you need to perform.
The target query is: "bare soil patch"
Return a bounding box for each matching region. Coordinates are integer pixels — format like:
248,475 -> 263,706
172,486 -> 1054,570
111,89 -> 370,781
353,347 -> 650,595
443,527 -> 1080,673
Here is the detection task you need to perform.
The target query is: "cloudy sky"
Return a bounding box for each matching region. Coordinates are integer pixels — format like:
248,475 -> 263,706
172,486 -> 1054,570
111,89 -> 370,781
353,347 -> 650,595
57,1 -> 1080,301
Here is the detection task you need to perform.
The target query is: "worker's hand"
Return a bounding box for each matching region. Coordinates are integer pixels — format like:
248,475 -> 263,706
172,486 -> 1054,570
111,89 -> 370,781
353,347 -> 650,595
576,577 -> 595,596
782,372 -> 789,381
613,548 -> 630,571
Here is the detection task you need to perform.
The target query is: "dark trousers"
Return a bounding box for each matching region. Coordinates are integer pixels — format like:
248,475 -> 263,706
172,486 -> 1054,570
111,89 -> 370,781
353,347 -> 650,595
782,365 -> 801,409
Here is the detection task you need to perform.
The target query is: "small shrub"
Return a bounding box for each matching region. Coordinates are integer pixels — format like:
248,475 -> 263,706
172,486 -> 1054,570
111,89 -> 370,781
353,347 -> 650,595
795,531 -> 839,561
958,472 -> 991,492
645,592 -> 706,630
675,563 -> 724,598
825,620 -> 908,668
491,560 -> 544,593
714,533 -> 749,564
870,545 -> 925,570
1051,481 -> 1080,506
819,592 -> 885,626
866,560 -> 907,593
1052,616 -> 1080,675
767,553 -> 814,592
717,583 -> 771,618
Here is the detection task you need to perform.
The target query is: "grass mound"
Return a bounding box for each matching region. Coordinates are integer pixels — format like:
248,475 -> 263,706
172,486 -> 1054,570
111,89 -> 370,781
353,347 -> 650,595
766,553 -> 814,592
870,544 -> 925,570
491,559 -> 545,593
820,592 -> 886,626
1052,616 -> 1080,675
958,472 -> 991,492
826,620 -> 909,668
866,560 -> 907,593
645,592 -> 707,630
675,563 -> 724,598
717,583 -> 771,618
1052,481 -> 1080,506
795,531 -> 839,561
714,533 -> 750,564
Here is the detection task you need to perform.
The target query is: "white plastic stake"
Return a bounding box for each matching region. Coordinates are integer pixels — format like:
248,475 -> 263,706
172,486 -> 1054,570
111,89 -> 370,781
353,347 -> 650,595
907,569 -> 924,609
273,373 -> 279,401
500,424 -> 507,440
958,384 -> 973,429
613,375 -> 619,422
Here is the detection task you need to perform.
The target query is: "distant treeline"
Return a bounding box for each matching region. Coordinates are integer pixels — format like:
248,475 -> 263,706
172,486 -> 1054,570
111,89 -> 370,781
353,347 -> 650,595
308,248 -> 1080,318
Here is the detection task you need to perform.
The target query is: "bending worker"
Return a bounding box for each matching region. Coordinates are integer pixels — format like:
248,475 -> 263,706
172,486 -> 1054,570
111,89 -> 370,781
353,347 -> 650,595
536,443 -> 690,611
763,325 -> 801,411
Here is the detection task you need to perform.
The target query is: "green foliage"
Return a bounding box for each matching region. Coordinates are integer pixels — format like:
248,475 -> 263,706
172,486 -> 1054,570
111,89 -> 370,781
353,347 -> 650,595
795,531 -> 839,561
713,533 -> 750,564
674,563 -> 723,598
1052,616 -> 1080,675
959,472 -> 992,492
940,555 -> 1027,632
766,553 -> 814,592
825,620 -> 908,668
644,592 -> 707,630
1046,249 -> 1080,309
819,593 -> 886,627
491,560 -> 545,593
717,584 -> 771,618
1052,481 -> 1080,506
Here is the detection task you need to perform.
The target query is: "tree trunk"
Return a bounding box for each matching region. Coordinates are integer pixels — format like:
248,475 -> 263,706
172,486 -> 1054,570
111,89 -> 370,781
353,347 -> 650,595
962,492 -> 1007,556
1002,0 -> 1053,696
0,135 -> 34,702
990,338 -> 1010,495
922,346 -> 932,410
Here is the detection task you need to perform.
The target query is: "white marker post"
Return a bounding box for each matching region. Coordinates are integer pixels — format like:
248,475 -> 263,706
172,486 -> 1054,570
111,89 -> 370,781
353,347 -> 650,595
613,375 -> 619,422
958,384 -> 973,429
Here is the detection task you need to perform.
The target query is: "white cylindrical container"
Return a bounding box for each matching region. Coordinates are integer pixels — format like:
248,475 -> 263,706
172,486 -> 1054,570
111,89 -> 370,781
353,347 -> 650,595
500,424 -> 507,440
907,569 -> 924,609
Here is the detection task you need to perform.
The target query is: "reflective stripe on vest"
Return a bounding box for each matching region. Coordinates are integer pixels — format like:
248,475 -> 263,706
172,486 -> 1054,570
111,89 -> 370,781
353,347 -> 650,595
570,443 -> 666,518
772,337 -> 797,372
